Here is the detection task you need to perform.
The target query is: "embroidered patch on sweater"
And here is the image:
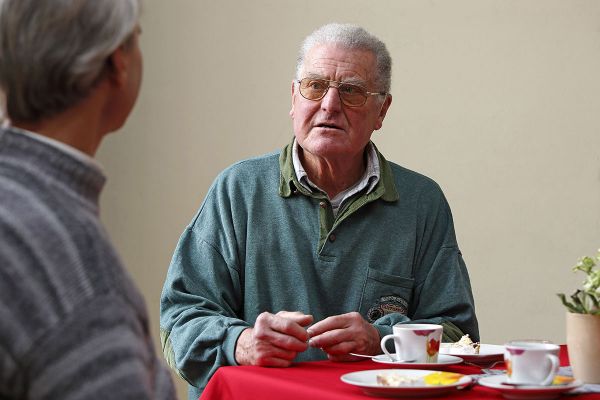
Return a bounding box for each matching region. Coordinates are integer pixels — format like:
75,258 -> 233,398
367,295 -> 408,322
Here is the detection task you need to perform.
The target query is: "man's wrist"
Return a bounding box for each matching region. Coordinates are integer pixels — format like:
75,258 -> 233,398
369,323 -> 383,355
234,328 -> 252,365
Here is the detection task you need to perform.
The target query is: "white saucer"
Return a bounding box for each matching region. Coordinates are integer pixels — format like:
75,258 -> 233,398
372,354 -> 463,367
341,368 -> 472,397
478,374 -> 583,400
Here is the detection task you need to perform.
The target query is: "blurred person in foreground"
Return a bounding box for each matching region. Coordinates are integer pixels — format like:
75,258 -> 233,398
160,23 -> 478,398
0,0 -> 175,399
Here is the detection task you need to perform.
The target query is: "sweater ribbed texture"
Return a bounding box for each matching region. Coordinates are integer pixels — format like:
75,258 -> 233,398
0,128 -> 175,399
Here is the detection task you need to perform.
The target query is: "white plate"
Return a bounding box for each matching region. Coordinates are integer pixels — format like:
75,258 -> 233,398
371,354 -> 463,367
478,374 -> 583,400
440,343 -> 505,365
341,368 -> 472,398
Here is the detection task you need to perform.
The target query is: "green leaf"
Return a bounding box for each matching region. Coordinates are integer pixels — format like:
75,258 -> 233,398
557,293 -> 583,313
585,292 -> 600,309
573,256 -> 595,274
570,291 -> 588,313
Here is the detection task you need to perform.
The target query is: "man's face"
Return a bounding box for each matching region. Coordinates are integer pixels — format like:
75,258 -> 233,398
290,44 -> 391,161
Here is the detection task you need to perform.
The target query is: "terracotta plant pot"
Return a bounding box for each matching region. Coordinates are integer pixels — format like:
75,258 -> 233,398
566,312 -> 600,384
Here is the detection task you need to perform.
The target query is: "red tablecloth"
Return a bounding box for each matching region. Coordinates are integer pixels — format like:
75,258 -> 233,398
200,345 -> 600,399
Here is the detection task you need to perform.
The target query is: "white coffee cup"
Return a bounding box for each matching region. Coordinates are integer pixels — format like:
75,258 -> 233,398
504,340 -> 560,385
380,323 -> 443,363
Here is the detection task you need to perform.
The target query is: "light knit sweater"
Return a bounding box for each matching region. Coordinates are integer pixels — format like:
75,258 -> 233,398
0,127 -> 175,399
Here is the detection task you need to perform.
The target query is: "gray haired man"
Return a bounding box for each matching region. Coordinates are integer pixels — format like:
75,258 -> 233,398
161,23 -> 479,399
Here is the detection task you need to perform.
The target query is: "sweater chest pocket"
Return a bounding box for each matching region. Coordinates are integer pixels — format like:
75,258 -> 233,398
358,267 -> 415,323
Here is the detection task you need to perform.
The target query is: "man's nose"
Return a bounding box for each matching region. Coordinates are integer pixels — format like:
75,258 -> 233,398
320,85 -> 343,111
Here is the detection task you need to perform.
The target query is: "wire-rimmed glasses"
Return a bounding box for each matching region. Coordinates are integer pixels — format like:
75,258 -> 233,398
296,77 -> 387,107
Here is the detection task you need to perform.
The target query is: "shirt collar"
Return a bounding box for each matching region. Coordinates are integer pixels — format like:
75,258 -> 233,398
280,137 -> 398,202
291,138 -> 380,196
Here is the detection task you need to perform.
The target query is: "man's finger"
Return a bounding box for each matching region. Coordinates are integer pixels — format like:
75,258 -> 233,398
307,327 -> 348,349
307,314 -> 347,337
276,310 -> 314,327
263,329 -> 310,352
268,314 -> 311,342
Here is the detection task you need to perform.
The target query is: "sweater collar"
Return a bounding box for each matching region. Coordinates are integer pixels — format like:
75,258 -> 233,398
0,127 -> 106,208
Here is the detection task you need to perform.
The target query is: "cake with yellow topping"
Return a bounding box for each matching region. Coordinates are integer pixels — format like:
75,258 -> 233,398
376,372 -> 464,387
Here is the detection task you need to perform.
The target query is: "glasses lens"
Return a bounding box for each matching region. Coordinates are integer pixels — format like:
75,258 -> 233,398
299,78 -> 369,106
300,78 -> 328,100
338,83 -> 367,106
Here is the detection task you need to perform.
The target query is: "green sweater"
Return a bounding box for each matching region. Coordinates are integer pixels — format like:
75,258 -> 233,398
160,141 -> 478,398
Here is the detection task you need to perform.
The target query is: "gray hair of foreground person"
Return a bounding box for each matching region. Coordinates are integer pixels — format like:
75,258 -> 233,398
0,0 -> 141,123
295,22 -> 392,93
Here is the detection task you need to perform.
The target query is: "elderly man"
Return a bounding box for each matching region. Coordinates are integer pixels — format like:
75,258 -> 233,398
0,0 -> 175,399
160,23 -> 478,398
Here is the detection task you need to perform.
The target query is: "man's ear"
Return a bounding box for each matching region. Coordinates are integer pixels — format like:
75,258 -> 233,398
374,94 -> 392,131
106,47 -> 128,87
289,80 -> 297,118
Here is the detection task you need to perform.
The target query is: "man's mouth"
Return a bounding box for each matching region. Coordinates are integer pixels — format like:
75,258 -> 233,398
315,122 -> 343,130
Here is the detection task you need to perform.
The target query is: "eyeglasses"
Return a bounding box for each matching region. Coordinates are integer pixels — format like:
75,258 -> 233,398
296,77 -> 387,107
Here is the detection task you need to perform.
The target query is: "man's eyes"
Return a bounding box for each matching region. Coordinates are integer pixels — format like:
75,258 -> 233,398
308,80 -> 328,90
304,79 -> 365,95
340,84 -> 364,95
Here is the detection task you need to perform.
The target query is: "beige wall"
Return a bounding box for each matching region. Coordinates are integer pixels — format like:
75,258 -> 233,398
96,1 -> 600,398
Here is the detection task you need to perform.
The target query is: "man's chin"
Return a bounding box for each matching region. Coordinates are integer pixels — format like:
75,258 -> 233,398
299,141 -> 347,158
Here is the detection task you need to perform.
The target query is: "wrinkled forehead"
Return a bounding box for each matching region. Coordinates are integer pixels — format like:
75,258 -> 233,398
300,44 -> 378,85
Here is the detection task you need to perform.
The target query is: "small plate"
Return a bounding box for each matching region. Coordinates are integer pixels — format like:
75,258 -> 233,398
341,369 -> 472,397
372,354 -> 463,367
440,343 -> 505,365
478,374 -> 583,400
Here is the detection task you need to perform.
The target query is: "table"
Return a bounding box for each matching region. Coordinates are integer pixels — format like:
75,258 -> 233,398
200,345 -> 600,399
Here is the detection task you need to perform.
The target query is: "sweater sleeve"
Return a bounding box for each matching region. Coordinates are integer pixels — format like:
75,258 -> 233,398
159,181 -> 250,391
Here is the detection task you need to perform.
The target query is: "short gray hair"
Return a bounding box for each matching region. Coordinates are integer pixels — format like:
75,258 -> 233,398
0,0 -> 142,123
295,23 -> 392,93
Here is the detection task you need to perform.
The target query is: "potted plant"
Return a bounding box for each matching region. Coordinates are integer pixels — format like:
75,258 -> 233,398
557,248 -> 600,383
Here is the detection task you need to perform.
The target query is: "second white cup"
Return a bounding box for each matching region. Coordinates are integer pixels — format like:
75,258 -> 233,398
504,341 -> 560,386
380,323 -> 443,363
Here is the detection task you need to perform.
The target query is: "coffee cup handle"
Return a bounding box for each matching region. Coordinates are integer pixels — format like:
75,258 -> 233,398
540,354 -> 560,386
380,334 -> 397,360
